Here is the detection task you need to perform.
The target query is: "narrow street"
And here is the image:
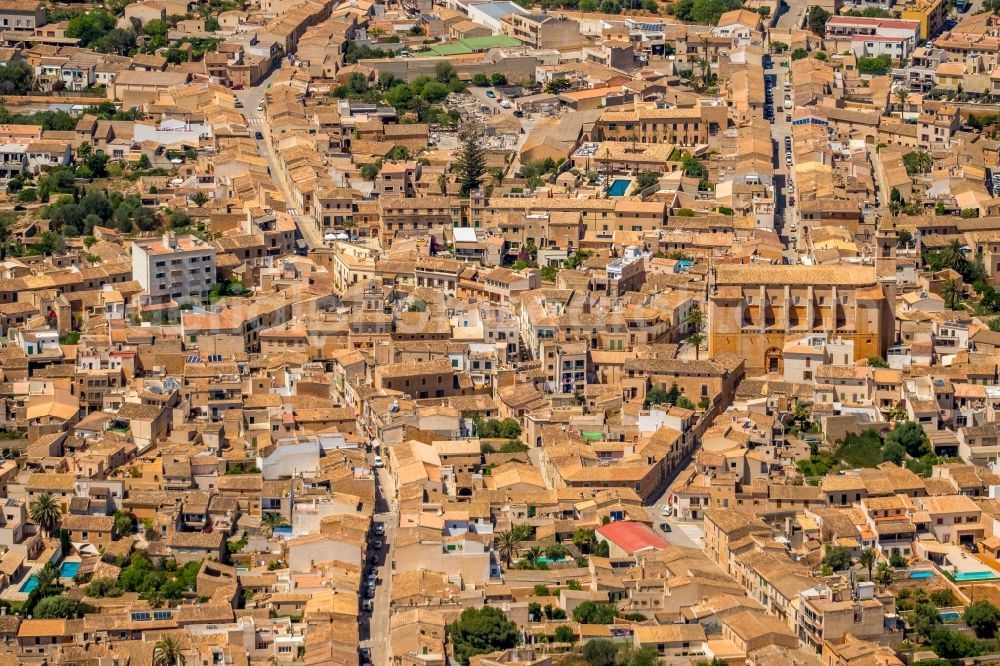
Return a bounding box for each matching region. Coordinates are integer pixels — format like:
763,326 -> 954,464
363,465 -> 397,664
775,0 -> 808,30
234,68 -> 324,249
765,58 -> 799,261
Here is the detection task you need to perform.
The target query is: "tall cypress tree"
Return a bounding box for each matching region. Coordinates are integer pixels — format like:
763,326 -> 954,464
455,123 -> 487,197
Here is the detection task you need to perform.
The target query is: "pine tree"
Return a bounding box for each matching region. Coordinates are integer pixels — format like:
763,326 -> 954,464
455,123 -> 487,197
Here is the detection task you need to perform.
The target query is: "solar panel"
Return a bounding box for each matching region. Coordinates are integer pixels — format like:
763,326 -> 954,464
186,355 -> 201,363
147,385 -> 163,395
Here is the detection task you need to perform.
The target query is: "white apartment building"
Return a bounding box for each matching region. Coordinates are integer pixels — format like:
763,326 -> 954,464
131,234 -> 217,308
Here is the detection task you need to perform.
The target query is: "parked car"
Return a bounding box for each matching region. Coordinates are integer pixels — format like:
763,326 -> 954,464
374,523 -> 385,536
486,90 -> 496,98
254,131 -> 263,140
373,540 -> 383,549
373,455 -> 384,468
361,599 -> 373,612
659,523 -> 672,532
661,506 -> 673,517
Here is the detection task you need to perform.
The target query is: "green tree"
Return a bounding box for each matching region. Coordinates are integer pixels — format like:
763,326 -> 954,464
522,545 -> 543,568
583,639 -> 619,666
113,511 -> 133,538
886,421 -> 928,458
821,545 -> 852,572
964,600 -> 1000,638
0,60 -> 33,95
857,55 -> 891,75
33,595 -> 83,618
893,86 -> 910,120
859,548 -> 877,580
807,5 -> 831,34
30,493 -> 61,536
153,635 -> 185,666
189,191 -> 210,208
791,48 -> 808,60
868,356 -> 889,368
544,78 -> 572,94
875,562 -> 894,589
634,171 -> 658,190
942,278 -> 962,310
572,528 -> 597,554
435,62 -> 456,84
454,123 -> 487,196
261,512 -> 287,536
912,602 -> 942,642
903,150 -> 934,176
685,306 -> 705,360
495,528 -> 524,568
572,601 -> 618,624
553,625 -> 574,643
882,440 -> 905,465
449,606 -> 520,665
929,626 -> 981,658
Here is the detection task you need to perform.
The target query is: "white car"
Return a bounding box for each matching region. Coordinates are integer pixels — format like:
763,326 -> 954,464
661,506 -> 673,517
373,455 -> 384,468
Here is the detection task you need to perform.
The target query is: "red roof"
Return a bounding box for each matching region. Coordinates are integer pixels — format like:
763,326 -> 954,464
596,520 -> 669,554
826,16 -> 920,30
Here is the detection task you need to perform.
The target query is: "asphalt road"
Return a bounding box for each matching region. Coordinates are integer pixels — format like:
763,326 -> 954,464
646,459 -> 703,550
765,59 -> 799,261
362,465 -> 397,664
234,68 -> 324,249
775,0 -> 808,30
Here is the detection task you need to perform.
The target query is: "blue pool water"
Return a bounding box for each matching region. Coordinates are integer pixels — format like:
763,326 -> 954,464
909,571 -> 934,579
19,577 -> 37,593
60,562 -> 79,578
955,570 -> 999,581
940,611 -> 961,620
607,179 -> 630,197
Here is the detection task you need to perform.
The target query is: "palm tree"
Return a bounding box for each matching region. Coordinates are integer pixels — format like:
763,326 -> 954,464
523,546 -> 543,567
261,512 -> 286,536
942,278 -> 962,310
875,562 -> 894,590
495,529 -> 523,568
938,239 -> 966,272
893,86 -> 909,120
34,562 -> 58,593
30,493 -> 61,536
490,167 -> 506,187
859,547 -> 877,581
153,636 -> 185,666
685,306 -> 706,360
189,191 -> 210,208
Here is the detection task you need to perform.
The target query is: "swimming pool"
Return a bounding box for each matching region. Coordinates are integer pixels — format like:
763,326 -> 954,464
18,577 -> 37,594
940,611 -> 961,620
607,179 -> 631,197
909,571 -> 934,579
955,570 -> 999,581
60,562 -> 79,579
